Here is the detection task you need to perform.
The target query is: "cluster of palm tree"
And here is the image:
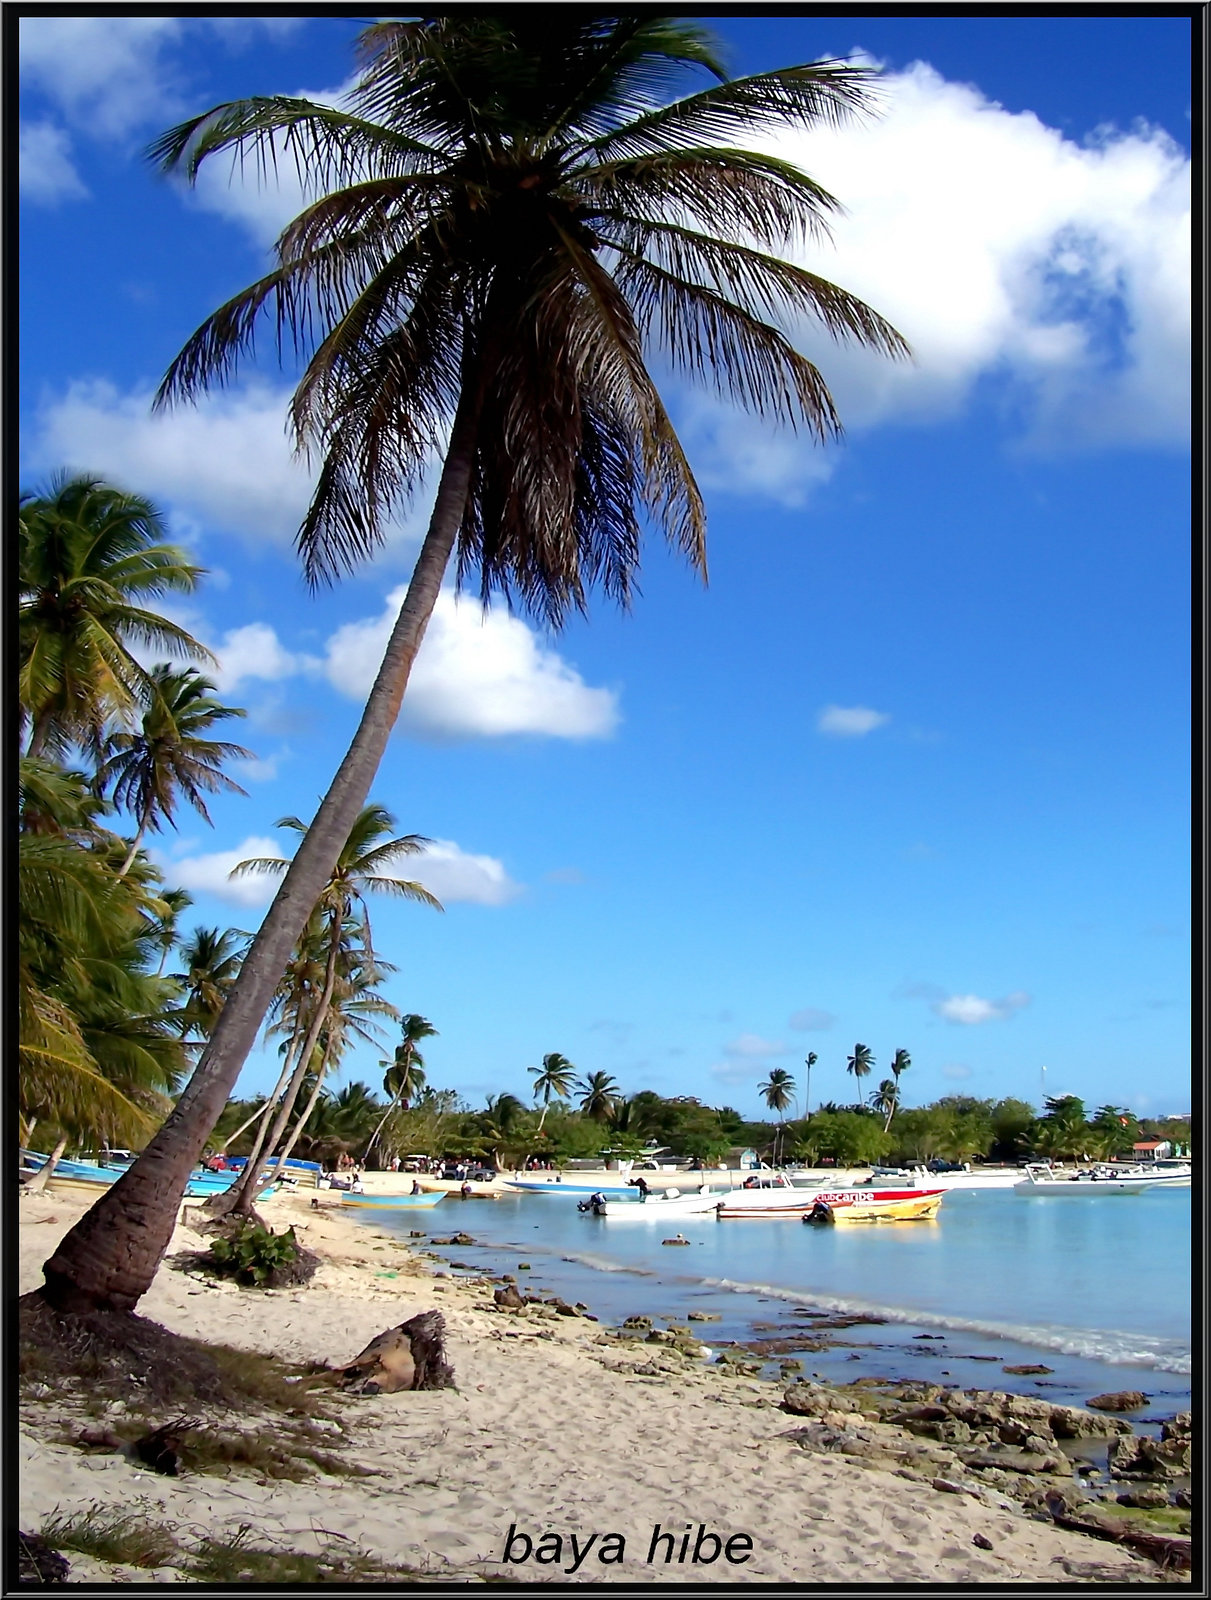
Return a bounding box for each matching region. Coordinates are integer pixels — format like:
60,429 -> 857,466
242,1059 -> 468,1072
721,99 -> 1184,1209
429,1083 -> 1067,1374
37,13 -> 907,1316
18,476 -> 252,1180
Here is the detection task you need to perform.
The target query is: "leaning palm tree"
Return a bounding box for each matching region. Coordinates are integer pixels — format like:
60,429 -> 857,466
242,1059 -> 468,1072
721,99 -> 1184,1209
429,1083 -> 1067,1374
529,1052 -> 577,1132
218,806 -> 440,1214
846,1043 -> 875,1092
41,15 -> 906,1314
759,1066 -> 796,1165
578,1071 -> 621,1123
97,665 -> 253,876
363,1012 -> 438,1160
870,1078 -> 899,1132
19,475 -> 210,761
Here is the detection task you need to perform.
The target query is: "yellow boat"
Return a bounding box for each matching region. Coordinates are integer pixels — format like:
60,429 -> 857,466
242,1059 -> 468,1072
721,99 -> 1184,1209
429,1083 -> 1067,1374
803,1188 -> 944,1223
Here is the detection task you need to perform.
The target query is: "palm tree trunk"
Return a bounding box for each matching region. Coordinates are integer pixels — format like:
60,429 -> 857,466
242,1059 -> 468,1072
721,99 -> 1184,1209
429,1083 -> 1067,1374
24,1134 -> 70,1194
117,812 -> 150,878
268,1037 -> 336,1179
223,925 -> 341,1217
362,1088 -> 404,1165
39,387 -> 483,1314
217,1027 -> 303,1152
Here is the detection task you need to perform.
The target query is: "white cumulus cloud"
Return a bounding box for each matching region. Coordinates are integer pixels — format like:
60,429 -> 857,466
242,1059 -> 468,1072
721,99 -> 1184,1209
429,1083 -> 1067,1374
210,623 -> 321,694
680,59 -> 1190,502
19,121 -> 87,204
162,834 -> 286,908
404,839 -> 522,907
817,705 -> 890,737
324,588 -> 619,742
933,991 -> 1030,1025
26,380 -> 315,548
161,831 -> 518,909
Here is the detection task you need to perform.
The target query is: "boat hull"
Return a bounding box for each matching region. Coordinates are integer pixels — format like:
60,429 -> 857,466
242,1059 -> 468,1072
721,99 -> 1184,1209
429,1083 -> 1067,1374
592,1191 -> 724,1218
337,1191 -> 446,1209
45,1172 -> 276,1199
1014,1179 -> 1150,1195
718,1186 -> 944,1220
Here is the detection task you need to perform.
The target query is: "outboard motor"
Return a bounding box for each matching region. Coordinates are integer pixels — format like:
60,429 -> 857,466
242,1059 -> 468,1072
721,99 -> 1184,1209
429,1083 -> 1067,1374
805,1200 -> 835,1226
578,1191 -> 607,1215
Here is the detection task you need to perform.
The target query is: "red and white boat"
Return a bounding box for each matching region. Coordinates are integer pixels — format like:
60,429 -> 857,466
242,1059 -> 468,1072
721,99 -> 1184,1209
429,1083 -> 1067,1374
715,1172 -> 944,1221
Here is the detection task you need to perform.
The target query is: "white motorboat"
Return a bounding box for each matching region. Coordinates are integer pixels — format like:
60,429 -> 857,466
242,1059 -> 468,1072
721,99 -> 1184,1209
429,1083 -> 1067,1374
1116,1159 -> 1191,1189
868,1163 -> 1023,1191
1013,1163 -> 1151,1196
580,1185 -> 724,1218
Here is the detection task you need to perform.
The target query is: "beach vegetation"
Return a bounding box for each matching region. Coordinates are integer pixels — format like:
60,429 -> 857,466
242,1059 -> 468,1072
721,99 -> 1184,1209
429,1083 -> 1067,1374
205,1220 -> 315,1288
40,12 -> 907,1316
38,1506 -> 180,1569
578,1071 -> 623,1123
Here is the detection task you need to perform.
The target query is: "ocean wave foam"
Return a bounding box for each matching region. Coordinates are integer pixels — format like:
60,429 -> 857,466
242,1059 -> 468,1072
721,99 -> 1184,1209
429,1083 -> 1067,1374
696,1275 -> 1190,1374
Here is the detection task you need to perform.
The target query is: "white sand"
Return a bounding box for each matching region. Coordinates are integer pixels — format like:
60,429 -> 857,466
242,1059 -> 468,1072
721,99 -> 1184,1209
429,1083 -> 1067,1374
17,1187 -> 1154,1585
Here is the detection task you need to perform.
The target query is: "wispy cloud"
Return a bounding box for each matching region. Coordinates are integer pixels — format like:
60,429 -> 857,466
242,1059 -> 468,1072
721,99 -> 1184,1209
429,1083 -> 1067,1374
789,1007 -> 836,1032
817,705 -> 891,738
933,991 -> 1031,1025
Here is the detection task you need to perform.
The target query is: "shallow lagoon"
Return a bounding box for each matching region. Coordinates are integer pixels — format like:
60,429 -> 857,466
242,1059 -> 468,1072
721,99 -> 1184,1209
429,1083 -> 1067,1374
368,1185 -> 1191,1418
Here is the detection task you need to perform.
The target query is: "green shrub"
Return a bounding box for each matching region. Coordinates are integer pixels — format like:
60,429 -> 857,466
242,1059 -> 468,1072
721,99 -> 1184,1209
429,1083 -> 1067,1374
206,1222 -> 300,1287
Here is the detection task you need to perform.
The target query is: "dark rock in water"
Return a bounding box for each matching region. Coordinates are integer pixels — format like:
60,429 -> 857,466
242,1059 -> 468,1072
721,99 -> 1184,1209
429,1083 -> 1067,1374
18,1533 -> 70,1586
913,1334 -> 944,1341
958,1354 -> 1001,1362
517,1263 -> 531,1270
1117,1485 -> 1170,1510
449,1233 -> 476,1246
1110,1434 -> 1191,1478
687,1311 -> 721,1322
622,1315 -> 652,1331
1174,1488 -> 1192,1510
1087,1390 -> 1148,1412
1003,1364 -> 1053,1375
1161,1412 -> 1191,1441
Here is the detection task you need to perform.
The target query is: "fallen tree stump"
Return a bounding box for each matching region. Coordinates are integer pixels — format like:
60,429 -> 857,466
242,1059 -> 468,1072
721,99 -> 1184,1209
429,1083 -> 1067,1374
1047,1500 -> 1191,1574
335,1311 -> 455,1395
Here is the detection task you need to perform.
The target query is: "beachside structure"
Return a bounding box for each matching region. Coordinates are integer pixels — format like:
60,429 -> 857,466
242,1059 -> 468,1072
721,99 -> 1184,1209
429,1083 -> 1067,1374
1132,1140 -> 1173,1161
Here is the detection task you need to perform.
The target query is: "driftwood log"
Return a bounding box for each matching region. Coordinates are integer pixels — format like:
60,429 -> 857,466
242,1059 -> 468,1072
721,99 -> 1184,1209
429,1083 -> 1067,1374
1046,1501 -> 1191,1574
335,1311 -> 455,1395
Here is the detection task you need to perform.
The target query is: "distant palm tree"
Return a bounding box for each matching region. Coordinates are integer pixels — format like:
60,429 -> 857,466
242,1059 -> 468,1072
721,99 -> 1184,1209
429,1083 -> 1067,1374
172,926 -> 249,1047
759,1066 -> 796,1165
221,805 -> 441,1213
846,1043 -> 875,1090
364,1013 -> 438,1160
19,474 -> 209,760
803,1051 -> 818,1118
578,1071 -> 621,1123
529,1052 -> 577,1131
879,1047 -> 910,1130
870,1078 -> 899,1131
98,665 -> 253,876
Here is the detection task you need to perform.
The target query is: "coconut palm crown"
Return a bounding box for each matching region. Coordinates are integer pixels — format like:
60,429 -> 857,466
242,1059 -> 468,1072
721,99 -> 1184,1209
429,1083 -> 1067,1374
151,16 -> 907,613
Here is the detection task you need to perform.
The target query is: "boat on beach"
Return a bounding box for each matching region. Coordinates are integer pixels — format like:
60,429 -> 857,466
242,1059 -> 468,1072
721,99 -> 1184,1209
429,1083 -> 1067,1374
337,1190 -> 446,1210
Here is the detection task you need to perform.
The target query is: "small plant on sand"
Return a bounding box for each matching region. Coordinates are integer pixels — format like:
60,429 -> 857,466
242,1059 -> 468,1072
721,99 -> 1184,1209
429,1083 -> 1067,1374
39,1507 -> 180,1569
205,1221 -> 305,1287
185,1524 -> 419,1583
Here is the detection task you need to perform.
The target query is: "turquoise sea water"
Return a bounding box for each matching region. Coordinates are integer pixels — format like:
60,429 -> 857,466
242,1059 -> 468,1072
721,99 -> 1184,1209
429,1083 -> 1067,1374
365,1187 -> 1191,1417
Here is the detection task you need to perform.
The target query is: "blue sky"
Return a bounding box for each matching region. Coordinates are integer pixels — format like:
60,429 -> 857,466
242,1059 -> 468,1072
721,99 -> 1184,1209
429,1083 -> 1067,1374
18,14 -> 1192,1118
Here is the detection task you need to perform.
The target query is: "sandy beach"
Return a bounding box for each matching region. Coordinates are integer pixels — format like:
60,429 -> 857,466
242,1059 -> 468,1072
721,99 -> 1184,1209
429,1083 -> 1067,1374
17,1184 -> 1168,1585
